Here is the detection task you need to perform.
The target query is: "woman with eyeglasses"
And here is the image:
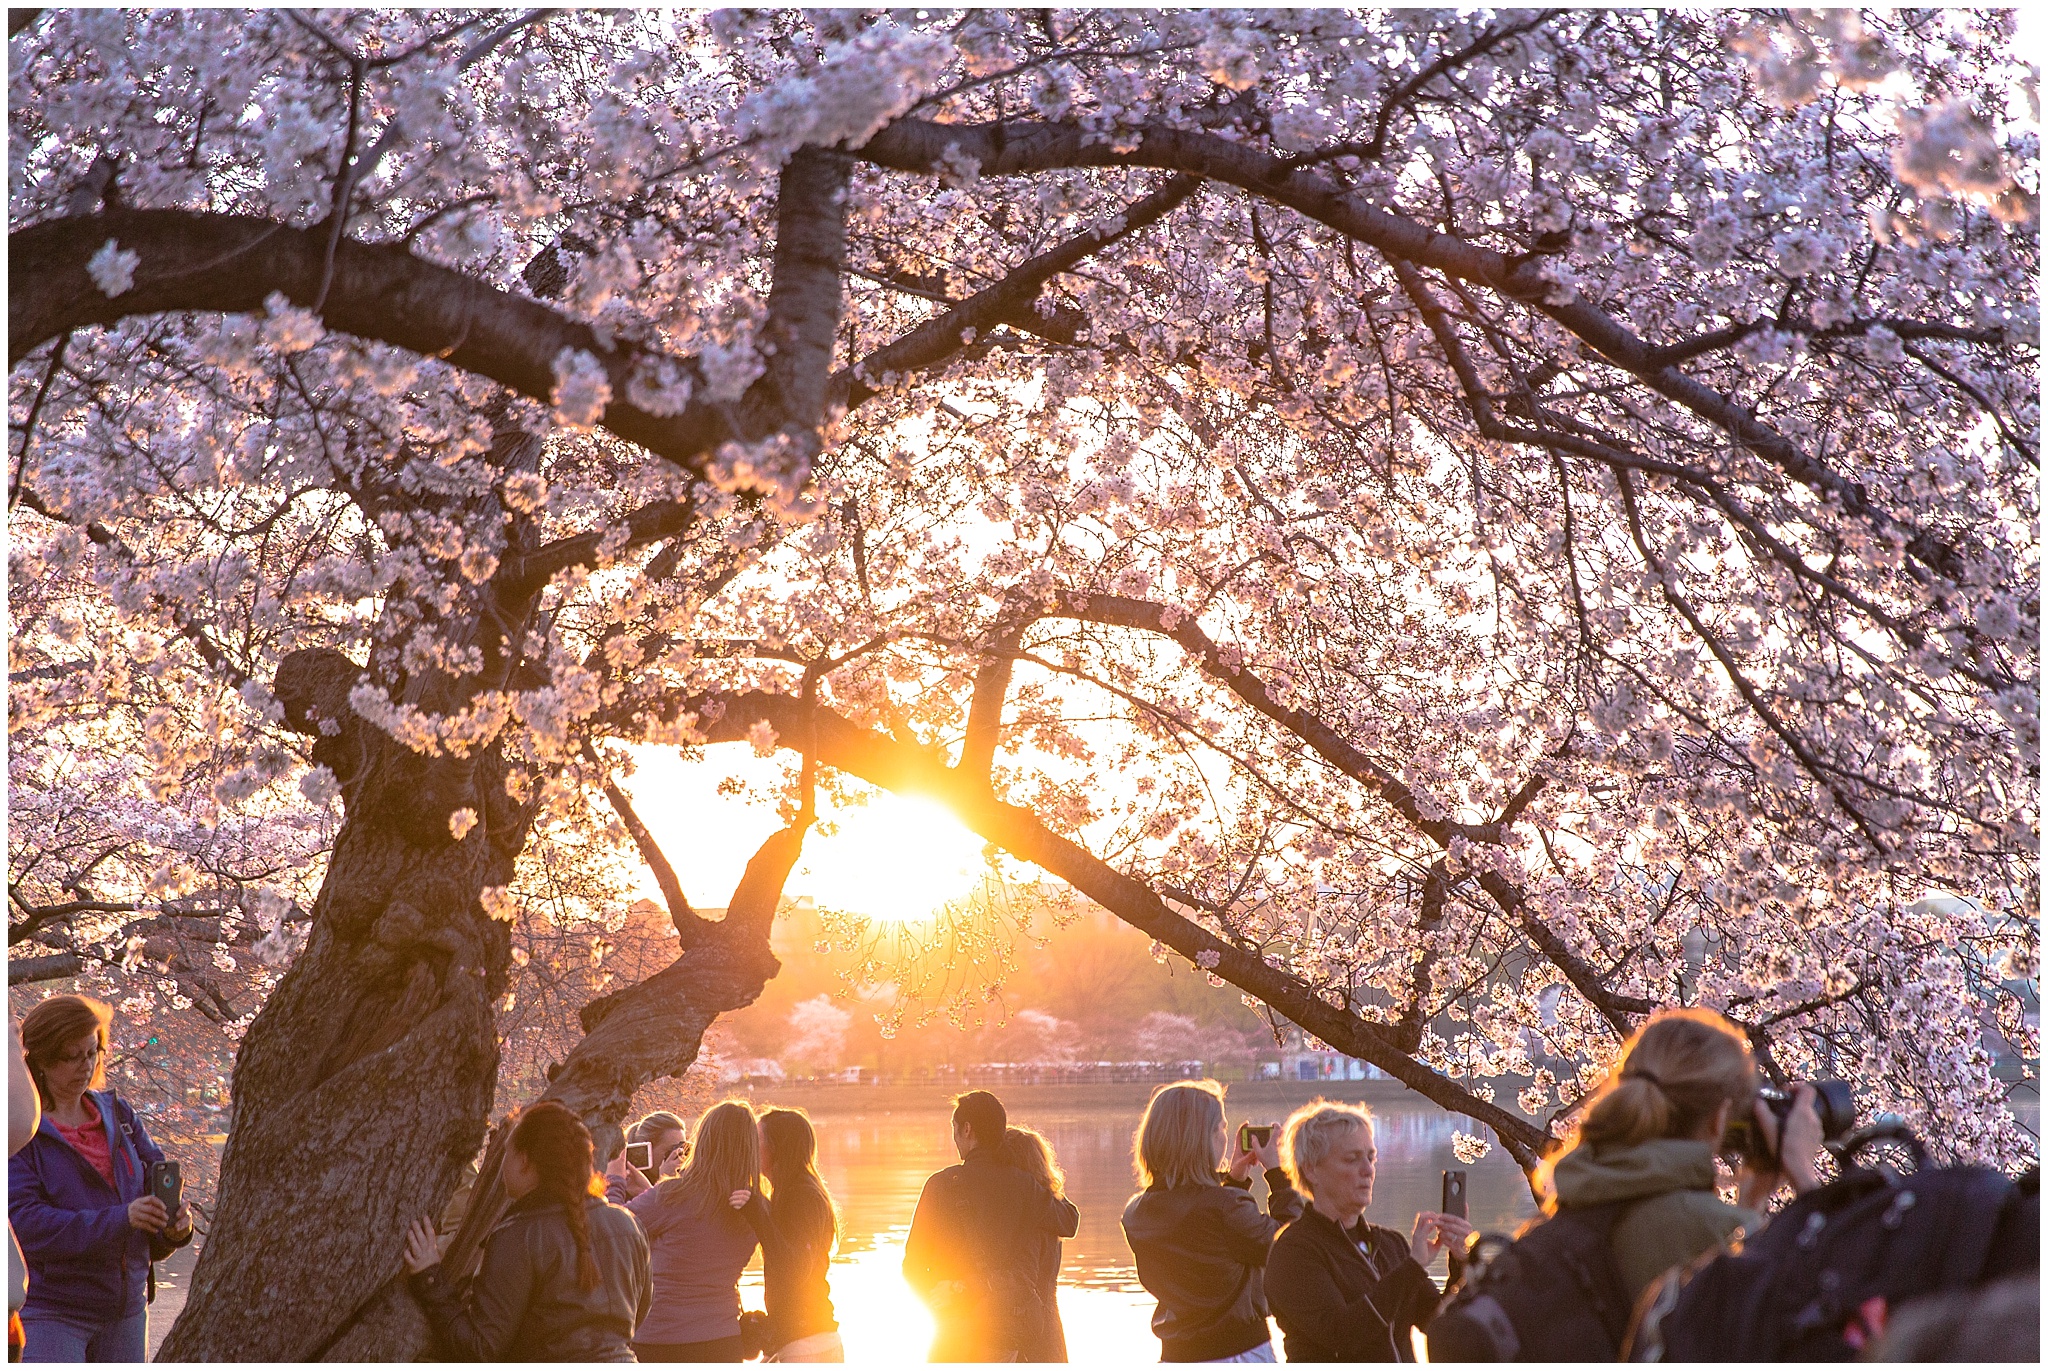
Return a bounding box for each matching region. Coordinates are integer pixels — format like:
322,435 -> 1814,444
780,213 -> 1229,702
7,995 -> 192,1361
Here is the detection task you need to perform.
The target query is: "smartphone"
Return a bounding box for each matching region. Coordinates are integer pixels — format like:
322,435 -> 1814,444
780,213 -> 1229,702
147,1160 -> 182,1212
625,1140 -> 654,1172
1237,1123 -> 1276,1152
1441,1168 -> 1467,1219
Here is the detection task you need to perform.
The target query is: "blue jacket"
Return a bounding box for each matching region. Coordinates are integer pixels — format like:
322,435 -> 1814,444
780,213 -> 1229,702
7,1089 -> 189,1320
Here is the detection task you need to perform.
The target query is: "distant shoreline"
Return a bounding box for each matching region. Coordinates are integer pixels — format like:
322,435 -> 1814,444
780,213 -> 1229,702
727,1075 -> 1440,1118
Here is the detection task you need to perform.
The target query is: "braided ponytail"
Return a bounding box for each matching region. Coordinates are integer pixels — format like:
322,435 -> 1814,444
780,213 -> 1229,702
509,1101 -> 602,1291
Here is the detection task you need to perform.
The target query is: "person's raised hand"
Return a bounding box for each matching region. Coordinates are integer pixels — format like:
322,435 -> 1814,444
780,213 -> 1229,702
127,1194 -> 168,1233
166,1201 -> 192,1239
1226,1134 -> 1259,1181
402,1216 -> 441,1275
1409,1212 -> 1467,1265
1774,1083 -> 1824,1195
728,1188 -> 751,1210
1251,1129 -> 1283,1173
606,1150 -> 653,1198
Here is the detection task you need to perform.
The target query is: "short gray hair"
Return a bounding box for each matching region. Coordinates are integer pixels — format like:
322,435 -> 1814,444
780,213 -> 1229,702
1282,1100 -> 1373,1196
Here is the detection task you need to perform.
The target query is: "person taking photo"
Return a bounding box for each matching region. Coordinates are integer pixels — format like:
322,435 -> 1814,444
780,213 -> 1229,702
8,995 -> 192,1363
1121,1080 -> 1304,1363
1538,1007 -> 1824,1302
1265,1102 -> 1471,1361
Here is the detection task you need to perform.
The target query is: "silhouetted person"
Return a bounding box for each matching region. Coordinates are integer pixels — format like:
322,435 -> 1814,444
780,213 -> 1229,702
750,1108 -> 842,1361
1003,1126 -> 1072,1362
903,1092 -> 1079,1361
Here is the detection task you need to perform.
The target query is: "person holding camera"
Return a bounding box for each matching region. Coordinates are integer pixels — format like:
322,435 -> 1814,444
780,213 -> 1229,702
1265,1101 -> 1472,1361
7,995 -> 192,1362
1538,1007 -> 1825,1303
1120,1081 -> 1303,1363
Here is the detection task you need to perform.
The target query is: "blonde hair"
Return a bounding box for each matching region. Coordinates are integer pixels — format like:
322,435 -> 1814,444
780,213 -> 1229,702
663,1099 -> 759,1214
1282,1100 -> 1374,1198
1538,1008 -> 1757,1204
1005,1125 -> 1065,1198
1135,1080 -> 1225,1189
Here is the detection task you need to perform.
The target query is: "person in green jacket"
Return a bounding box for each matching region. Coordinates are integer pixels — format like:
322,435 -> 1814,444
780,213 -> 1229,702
1537,1007 -> 1824,1300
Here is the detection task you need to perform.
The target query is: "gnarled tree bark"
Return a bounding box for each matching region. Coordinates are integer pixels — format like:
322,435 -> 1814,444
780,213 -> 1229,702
157,646 -> 528,1361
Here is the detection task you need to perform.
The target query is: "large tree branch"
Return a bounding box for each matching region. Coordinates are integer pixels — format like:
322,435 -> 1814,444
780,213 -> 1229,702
441,813 -> 801,1282
1031,592 -> 1657,1027
670,689 -> 1551,1167
854,117 -> 1984,586
8,952 -> 81,985
583,742 -> 707,947
751,147 -> 852,448
9,209 -> 740,473
1042,592 -> 1483,848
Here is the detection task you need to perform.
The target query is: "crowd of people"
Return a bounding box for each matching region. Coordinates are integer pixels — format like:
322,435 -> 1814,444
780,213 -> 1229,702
6,996 -> 2035,1362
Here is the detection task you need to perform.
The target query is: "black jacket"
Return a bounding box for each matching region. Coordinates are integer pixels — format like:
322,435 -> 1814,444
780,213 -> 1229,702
1266,1207 -> 1440,1362
411,1192 -> 651,1362
1016,1208 -> 1070,1363
903,1148 -> 1081,1361
1121,1169 -> 1304,1362
744,1184 -> 838,1352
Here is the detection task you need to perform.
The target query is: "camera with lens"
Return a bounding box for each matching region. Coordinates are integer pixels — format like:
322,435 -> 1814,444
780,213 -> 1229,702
1719,1079 -> 1856,1164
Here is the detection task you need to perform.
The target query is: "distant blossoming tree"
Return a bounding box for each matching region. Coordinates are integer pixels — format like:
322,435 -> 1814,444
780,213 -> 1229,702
9,8 -> 2035,1359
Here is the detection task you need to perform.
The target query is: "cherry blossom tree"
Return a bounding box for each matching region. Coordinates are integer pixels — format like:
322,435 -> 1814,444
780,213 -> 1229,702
9,8 -> 2035,1358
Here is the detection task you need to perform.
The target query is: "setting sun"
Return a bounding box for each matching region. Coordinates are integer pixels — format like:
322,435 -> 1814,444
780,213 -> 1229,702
621,746 -> 990,922
797,793 -> 991,923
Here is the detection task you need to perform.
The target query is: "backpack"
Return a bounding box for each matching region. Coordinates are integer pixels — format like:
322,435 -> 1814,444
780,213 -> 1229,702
1425,1200 -> 1639,1361
1630,1139 -> 2037,1361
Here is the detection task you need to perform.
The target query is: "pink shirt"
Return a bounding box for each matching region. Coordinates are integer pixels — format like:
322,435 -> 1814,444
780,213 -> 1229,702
52,1112 -> 115,1191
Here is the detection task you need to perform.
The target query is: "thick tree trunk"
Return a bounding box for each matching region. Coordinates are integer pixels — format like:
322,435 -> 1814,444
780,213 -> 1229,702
158,649 -> 528,1361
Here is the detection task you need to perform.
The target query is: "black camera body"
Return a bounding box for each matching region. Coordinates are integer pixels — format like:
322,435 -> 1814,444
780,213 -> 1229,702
1720,1079 -> 1856,1163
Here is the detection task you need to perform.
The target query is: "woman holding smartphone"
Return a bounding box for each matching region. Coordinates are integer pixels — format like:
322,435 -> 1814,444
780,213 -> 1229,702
1121,1080 -> 1303,1363
7,995 -> 192,1362
1265,1101 -> 1471,1362
614,1111 -> 689,1191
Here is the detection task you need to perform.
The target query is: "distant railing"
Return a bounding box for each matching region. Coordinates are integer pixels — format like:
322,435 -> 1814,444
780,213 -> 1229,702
736,1061 -> 1225,1088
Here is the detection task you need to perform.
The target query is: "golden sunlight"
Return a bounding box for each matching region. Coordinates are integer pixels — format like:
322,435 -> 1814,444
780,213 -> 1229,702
798,793 -> 990,924
622,747 -> 988,922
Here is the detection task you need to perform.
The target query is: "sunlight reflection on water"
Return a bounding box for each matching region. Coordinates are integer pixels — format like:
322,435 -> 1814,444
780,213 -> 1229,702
736,1086 -> 1537,1363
